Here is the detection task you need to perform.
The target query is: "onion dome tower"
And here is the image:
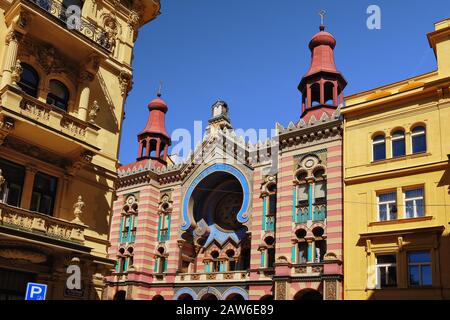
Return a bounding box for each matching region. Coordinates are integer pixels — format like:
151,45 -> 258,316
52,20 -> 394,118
298,11 -> 347,122
136,89 -> 171,168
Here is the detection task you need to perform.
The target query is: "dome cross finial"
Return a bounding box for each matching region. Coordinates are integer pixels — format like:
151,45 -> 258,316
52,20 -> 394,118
157,80 -> 163,97
319,10 -> 326,30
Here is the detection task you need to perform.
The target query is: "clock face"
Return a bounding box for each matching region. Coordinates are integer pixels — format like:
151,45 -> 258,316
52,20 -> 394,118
213,193 -> 243,231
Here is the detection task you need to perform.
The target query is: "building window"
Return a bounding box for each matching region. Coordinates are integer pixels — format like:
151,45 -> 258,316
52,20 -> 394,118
46,80 -> 69,111
297,242 -> 308,264
408,251 -> 432,286
297,184 -> 308,207
158,213 -> 171,242
267,248 -> 275,268
314,180 -> 326,204
29,172 -> 57,216
268,193 -> 277,216
391,130 -> 406,158
18,63 -> 39,97
372,135 -> 386,161
376,254 -> 397,288
404,188 -> 424,218
411,126 -> 426,154
378,192 -> 397,221
0,159 -> 25,207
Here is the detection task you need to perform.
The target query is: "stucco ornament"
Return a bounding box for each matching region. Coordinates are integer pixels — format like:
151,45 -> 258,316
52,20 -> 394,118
73,195 -> 85,223
88,100 -> 100,123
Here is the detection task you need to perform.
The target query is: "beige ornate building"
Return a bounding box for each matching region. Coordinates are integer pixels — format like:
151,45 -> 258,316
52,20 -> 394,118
0,0 -> 161,299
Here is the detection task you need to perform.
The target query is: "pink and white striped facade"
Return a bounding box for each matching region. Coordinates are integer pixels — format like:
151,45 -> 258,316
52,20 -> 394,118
104,24 -> 345,301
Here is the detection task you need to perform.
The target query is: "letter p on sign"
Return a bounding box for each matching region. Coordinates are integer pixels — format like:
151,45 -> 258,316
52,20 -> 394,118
25,283 -> 47,300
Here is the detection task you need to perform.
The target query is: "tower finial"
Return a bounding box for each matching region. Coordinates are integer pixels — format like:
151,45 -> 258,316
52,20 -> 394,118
157,80 -> 163,97
319,10 -> 326,30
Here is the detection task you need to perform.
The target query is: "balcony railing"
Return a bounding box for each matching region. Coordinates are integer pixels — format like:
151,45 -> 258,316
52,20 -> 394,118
264,215 -> 275,231
312,204 -> 326,221
176,271 -> 249,282
27,0 -> 113,52
294,204 -> 327,223
292,263 -> 324,275
159,228 -> 169,242
294,206 -> 309,223
0,201 -> 86,244
12,90 -> 99,146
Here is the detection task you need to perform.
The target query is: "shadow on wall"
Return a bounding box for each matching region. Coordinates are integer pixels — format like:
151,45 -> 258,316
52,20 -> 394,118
90,75 -> 119,134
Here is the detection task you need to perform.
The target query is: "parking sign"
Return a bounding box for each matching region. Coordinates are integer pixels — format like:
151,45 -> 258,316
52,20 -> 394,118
25,283 -> 47,300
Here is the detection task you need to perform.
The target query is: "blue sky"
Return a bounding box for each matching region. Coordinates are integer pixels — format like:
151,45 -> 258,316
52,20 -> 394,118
118,0 -> 450,164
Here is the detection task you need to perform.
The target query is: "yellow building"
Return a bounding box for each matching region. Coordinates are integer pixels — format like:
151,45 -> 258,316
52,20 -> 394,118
0,0 -> 160,299
342,18 -> 450,299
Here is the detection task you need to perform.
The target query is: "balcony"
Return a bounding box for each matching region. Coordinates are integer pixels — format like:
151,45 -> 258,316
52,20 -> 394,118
0,201 -> 87,247
28,0 -> 113,52
175,271 -> 250,283
1,85 -> 99,156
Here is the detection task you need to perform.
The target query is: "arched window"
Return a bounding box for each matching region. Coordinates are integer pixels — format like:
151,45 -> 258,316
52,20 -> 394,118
18,63 -> 39,97
391,130 -> 406,157
324,82 -> 334,105
372,134 -> 386,161
46,80 -> 69,111
310,83 -> 321,107
411,126 -> 426,154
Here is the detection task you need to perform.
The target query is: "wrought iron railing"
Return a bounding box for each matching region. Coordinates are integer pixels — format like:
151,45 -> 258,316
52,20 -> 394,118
27,0 -> 113,52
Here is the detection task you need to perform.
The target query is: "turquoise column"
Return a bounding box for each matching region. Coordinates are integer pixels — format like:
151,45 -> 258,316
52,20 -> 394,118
262,197 -> 267,230
154,258 -> 159,272
204,262 -> 211,273
123,257 -> 128,272
127,215 -> 133,242
157,214 -> 162,242
291,245 -> 297,264
131,215 -> 137,242
308,184 -> 313,221
292,187 -> 297,222
167,214 -> 171,239
307,241 -> 313,262
260,251 -> 266,268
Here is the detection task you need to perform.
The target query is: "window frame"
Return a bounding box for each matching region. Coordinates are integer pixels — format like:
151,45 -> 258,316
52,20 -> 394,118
407,251 -> 432,287
46,79 -> 70,111
372,134 -> 386,161
391,130 -> 406,158
377,191 -> 397,221
18,63 -> 39,98
29,171 -> 58,216
403,187 -> 425,219
375,254 -> 398,289
411,126 -> 427,154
